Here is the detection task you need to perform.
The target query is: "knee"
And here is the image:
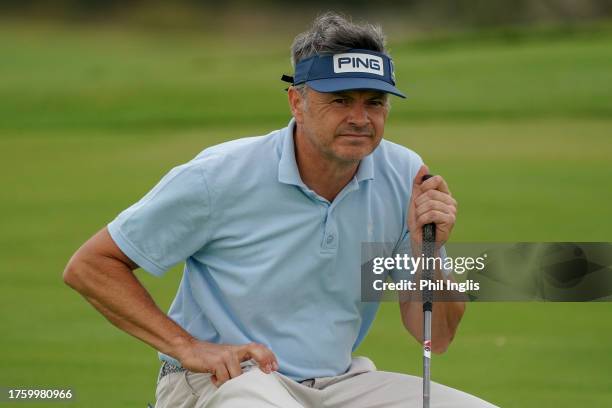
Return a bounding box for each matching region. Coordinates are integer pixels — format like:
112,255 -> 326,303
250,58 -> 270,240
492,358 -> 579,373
355,371 -> 421,399
430,381 -> 498,407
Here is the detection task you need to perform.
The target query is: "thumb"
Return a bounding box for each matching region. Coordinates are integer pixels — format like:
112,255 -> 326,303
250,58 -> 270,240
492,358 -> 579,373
412,164 -> 430,198
408,164 -> 429,227
238,343 -> 277,373
414,164 -> 429,186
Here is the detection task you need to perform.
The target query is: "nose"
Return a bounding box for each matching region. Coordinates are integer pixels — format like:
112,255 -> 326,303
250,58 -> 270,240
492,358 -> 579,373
347,101 -> 370,127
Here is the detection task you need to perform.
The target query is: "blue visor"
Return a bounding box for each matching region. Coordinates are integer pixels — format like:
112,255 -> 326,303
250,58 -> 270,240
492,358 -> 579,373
292,49 -> 405,98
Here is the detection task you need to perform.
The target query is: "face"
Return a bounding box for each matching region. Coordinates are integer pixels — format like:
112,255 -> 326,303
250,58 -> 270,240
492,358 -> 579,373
289,87 -> 389,165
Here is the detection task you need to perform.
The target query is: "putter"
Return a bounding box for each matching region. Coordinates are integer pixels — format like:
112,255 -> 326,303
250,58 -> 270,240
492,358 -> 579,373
421,174 -> 436,408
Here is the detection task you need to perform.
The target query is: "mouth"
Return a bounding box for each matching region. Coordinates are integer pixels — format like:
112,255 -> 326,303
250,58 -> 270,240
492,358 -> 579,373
338,133 -> 372,138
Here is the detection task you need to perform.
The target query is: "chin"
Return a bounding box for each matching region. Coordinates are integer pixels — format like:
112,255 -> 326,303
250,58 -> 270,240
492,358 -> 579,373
334,147 -> 373,162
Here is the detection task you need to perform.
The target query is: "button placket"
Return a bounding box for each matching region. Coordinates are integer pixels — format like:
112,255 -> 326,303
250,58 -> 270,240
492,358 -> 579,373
322,207 -> 338,251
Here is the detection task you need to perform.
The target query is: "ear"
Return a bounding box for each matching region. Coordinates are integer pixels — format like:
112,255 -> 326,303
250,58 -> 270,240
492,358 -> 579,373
288,87 -> 305,124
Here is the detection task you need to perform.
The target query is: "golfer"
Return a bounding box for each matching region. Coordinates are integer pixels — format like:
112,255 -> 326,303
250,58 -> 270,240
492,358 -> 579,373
64,12 -> 496,407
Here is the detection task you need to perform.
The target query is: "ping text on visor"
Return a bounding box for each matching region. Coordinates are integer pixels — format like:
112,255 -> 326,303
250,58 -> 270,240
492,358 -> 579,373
282,49 -> 406,98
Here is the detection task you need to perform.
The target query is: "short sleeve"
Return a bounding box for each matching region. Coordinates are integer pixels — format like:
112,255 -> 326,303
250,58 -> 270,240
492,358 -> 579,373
107,160 -> 212,276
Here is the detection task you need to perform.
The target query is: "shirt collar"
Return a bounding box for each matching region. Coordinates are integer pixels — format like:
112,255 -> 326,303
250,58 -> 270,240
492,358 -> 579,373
278,118 -> 306,187
278,118 -> 375,186
355,151 -> 375,182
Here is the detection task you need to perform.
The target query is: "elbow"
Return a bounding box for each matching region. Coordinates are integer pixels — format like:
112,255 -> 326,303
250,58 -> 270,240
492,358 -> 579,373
431,332 -> 456,355
63,253 -> 89,291
63,258 -> 81,290
432,342 -> 449,355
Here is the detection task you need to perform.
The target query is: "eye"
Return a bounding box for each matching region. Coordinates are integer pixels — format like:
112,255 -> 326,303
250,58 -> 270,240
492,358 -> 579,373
368,99 -> 385,107
331,98 -> 348,105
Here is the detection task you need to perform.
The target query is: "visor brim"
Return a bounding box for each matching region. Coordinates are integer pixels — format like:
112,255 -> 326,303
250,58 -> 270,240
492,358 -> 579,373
306,78 -> 406,98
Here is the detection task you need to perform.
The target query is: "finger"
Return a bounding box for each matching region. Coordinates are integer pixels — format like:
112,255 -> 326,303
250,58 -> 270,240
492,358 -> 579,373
212,364 -> 230,386
239,343 -> 277,374
415,201 -> 456,218
415,190 -> 457,208
420,175 -> 451,195
416,211 -> 455,228
226,353 -> 242,379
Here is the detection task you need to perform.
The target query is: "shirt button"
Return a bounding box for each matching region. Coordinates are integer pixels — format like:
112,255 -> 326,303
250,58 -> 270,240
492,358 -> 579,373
326,234 -> 335,244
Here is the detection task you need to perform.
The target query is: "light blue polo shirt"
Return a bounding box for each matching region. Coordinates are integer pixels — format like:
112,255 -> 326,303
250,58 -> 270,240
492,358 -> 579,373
108,118 -> 423,381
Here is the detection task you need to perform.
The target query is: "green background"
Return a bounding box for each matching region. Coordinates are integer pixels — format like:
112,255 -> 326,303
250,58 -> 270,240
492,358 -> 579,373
1,19 -> 611,407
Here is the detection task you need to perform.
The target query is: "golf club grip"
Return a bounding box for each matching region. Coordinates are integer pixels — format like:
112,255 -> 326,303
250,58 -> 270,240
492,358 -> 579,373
421,174 -> 436,408
421,174 -> 436,312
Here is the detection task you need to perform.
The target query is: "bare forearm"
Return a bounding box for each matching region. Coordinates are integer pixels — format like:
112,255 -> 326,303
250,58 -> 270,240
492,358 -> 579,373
64,253 -> 193,360
401,297 -> 465,354
400,243 -> 466,352
63,228 -> 280,385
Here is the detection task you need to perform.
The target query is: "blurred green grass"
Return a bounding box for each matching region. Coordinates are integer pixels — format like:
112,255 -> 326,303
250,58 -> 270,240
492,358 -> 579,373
1,21 -> 611,407
1,20 -> 612,131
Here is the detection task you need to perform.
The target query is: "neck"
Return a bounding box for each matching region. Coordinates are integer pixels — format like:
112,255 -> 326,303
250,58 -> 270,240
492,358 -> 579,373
293,125 -> 359,202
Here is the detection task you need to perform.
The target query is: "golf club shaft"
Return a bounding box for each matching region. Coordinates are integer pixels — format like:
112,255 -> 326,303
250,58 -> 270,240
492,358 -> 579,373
423,309 -> 432,407
421,174 -> 436,408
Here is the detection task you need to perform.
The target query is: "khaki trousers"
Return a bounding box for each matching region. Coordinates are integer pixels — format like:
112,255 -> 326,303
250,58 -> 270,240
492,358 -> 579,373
155,357 -> 497,408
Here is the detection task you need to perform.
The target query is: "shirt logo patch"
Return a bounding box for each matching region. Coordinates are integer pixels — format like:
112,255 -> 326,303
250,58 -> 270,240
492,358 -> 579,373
333,53 -> 384,76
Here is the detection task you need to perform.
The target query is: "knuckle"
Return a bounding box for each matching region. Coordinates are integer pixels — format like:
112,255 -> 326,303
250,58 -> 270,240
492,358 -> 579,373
414,206 -> 423,218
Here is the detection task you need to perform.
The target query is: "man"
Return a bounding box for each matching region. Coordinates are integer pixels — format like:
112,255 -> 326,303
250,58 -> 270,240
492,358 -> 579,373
64,12 -> 496,407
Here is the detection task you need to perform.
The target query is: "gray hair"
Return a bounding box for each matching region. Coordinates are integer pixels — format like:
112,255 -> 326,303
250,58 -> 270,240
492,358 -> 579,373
290,12 -> 387,68
290,12 -> 390,108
